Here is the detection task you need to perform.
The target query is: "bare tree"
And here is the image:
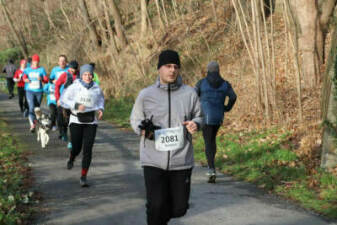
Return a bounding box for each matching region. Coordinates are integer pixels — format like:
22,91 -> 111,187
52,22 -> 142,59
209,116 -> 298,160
161,0 -> 169,26
0,0 -> 28,58
284,0 -> 303,121
41,0 -> 56,30
102,0 -> 118,54
288,0 -> 337,88
140,0 -> 148,38
77,0 -> 101,48
60,0 -> 72,32
108,0 -> 128,48
321,27 -> 337,169
232,0 -> 279,123
154,0 -> 165,29
211,0 -> 218,27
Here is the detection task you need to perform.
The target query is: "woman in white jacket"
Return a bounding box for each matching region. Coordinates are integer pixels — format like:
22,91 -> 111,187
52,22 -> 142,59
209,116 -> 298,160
60,64 -> 104,187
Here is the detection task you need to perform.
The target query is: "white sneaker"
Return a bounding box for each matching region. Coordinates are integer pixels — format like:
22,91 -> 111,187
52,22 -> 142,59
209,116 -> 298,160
206,169 -> 216,183
206,169 -> 216,176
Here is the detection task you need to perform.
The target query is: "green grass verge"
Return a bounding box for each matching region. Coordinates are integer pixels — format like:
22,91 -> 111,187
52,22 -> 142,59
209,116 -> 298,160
0,119 -> 35,224
194,128 -> 337,219
103,97 -> 134,128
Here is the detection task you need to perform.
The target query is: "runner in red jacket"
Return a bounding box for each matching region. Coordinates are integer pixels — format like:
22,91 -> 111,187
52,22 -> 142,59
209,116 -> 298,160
54,60 -> 79,147
13,60 -> 28,115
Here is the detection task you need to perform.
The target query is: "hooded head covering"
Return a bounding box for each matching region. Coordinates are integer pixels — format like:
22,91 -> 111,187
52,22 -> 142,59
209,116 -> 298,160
207,61 -> 220,73
206,61 -> 224,88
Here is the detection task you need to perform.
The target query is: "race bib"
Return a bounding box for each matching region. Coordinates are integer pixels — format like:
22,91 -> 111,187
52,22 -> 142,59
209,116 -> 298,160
56,71 -> 64,80
29,80 -> 40,89
76,89 -> 94,108
155,126 -> 184,151
49,94 -> 56,101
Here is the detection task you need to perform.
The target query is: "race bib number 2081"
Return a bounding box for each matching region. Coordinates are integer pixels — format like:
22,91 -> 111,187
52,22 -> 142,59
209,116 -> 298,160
155,126 -> 184,151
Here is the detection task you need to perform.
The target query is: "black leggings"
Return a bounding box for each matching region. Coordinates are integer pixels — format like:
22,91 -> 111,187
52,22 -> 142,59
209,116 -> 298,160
143,166 -> 192,225
49,104 -> 57,127
70,123 -> 97,170
17,87 -> 28,112
6,78 -> 14,96
57,106 -> 68,136
202,124 -> 220,169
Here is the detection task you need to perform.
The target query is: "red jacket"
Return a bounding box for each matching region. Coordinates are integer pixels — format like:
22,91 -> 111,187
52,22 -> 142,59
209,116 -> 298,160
55,70 -> 78,101
13,69 -> 25,87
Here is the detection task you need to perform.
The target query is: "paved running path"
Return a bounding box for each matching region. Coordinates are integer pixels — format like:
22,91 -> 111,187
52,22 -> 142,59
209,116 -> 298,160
0,93 -> 336,225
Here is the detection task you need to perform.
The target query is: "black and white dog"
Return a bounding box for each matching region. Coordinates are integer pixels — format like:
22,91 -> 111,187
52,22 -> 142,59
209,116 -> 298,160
34,107 -> 52,149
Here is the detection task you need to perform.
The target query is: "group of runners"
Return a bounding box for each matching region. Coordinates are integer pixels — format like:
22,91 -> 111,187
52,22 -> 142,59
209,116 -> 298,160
2,54 -> 104,187
2,49 -> 236,224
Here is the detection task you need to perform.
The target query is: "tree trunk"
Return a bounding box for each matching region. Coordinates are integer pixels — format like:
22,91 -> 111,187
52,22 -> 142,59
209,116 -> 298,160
289,0 -> 320,88
161,0 -> 169,26
0,0 -> 28,58
319,0 -> 337,62
154,0 -> 165,29
140,0 -> 148,38
92,0 -> 109,46
41,0 -> 56,30
102,0 -> 118,54
288,0 -> 337,88
77,0 -> 101,48
108,0 -> 128,48
211,0 -> 218,26
60,0 -> 72,32
321,27 -> 337,169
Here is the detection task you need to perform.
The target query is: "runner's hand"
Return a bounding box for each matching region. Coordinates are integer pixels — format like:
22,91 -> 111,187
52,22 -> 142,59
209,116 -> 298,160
97,110 -> 103,120
183,121 -> 198,134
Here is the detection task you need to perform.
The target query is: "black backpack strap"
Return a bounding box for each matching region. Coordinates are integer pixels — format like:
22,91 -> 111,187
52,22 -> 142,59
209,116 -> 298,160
64,72 -> 73,89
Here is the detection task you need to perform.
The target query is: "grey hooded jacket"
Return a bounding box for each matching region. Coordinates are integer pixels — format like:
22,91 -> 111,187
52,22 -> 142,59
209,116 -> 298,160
2,63 -> 17,78
130,76 -> 203,170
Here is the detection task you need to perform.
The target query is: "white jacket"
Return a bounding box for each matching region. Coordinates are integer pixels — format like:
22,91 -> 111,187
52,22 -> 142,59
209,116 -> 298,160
60,79 -> 104,125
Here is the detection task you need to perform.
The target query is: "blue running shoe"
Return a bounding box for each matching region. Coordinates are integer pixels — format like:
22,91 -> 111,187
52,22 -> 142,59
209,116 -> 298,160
67,142 -> 72,149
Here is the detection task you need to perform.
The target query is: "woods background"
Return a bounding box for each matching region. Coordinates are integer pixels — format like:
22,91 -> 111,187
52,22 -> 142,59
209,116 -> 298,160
0,0 -> 336,170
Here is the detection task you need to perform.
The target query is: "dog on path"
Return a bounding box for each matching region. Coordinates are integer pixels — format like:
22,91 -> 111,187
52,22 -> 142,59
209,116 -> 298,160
34,107 -> 52,149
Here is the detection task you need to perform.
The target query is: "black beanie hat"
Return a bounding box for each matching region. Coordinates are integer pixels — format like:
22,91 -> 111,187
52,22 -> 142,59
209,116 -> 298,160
157,50 -> 181,69
68,60 -> 79,70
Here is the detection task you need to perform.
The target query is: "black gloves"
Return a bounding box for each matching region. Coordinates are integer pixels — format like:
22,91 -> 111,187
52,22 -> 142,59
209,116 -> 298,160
138,116 -> 161,140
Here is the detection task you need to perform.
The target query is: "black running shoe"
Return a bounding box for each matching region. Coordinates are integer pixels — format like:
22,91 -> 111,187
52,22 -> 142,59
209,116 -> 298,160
67,160 -> 74,170
80,176 -> 89,187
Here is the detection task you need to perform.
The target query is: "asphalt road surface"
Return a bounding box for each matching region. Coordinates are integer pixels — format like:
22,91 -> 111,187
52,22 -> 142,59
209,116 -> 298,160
0,93 -> 336,225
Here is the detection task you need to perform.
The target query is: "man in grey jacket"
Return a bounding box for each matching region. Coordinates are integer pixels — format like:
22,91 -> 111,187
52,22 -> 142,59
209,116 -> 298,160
130,50 -> 203,225
2,59 -> 17,99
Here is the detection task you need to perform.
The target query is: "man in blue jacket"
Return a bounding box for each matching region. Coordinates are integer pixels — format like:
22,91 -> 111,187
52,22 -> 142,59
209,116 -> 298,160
195,61 -> 237,183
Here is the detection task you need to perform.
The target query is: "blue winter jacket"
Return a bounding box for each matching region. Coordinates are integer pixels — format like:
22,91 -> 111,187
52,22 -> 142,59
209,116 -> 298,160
195,72 -> 237,125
